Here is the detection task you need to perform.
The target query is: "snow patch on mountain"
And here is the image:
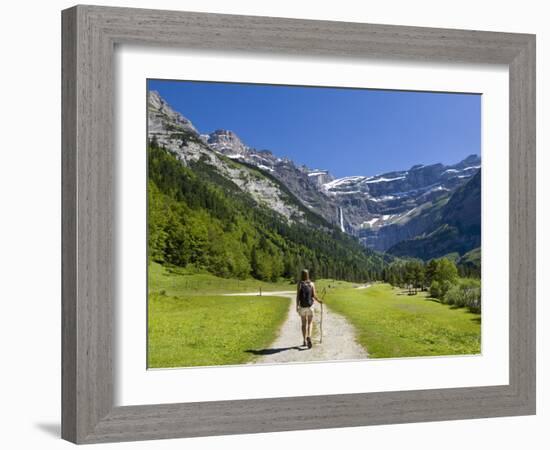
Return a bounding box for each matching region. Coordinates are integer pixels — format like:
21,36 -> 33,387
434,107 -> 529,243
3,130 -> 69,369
148,90 -> 481,253
365,175 -> 407,184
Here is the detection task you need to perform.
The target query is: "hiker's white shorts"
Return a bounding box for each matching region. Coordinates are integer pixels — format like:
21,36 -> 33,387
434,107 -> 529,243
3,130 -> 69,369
297,306 -> 314,319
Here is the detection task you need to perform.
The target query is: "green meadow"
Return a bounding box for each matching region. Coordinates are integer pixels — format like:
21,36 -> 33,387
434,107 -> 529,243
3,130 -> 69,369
323,283 -> 481,358
147,263 -> 290,368
148,292 -> 289,368
148,263 -> 481,367
148,262 -> 294,297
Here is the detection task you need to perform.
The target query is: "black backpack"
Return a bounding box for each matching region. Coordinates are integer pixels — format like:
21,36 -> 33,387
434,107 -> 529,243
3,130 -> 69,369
298,281 -> 314,307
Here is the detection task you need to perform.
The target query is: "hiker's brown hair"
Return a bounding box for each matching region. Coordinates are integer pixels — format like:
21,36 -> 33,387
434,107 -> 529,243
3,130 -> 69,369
301,269 -> 310,281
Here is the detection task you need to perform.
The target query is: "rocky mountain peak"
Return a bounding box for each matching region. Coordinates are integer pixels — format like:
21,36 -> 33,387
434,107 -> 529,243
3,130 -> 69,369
206,129 -> 249,156
148,90 -> 198,136
147,91 -> 481,257
306,169 -> 334,188
453,154 -> 481,169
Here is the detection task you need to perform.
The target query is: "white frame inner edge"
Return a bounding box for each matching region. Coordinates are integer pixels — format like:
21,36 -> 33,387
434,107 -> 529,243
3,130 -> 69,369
114,45 -> 509,406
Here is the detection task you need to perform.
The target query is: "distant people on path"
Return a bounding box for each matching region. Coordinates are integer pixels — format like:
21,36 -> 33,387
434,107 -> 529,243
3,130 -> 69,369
296,269 -> 323,349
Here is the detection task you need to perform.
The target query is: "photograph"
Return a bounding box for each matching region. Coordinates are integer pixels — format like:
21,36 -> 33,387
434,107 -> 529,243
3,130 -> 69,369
146,79 -> 482,369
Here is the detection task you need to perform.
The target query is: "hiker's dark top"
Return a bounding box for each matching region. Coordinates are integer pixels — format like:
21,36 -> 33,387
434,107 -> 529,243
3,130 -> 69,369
297,280 -> 316,308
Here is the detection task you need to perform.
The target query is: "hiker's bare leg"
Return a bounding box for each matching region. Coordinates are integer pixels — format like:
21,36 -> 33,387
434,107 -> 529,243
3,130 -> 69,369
301,316 -> 307,344
307,315 -> 313,338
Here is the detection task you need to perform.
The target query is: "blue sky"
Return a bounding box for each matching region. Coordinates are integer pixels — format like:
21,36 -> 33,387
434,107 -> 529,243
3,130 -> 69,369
148,79 -> 481,178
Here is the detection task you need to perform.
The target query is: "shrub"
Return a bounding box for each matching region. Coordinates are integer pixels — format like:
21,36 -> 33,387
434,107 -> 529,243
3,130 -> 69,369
468,299 -> 481,314
440,280 -> 453,298
458,278 -> 481,290
466,286 -> 482,313
443,285 -> 461,306
430,280 -> 453,300
430,281 -> 441,299
443,280 -> 481,311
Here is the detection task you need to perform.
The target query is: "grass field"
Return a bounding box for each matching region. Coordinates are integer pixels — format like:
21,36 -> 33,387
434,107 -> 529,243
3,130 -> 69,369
148,262 -> 294,297
324,283 -> 481,358
148,263 -> 482,366
148,293 -> 289,368
148,263 -> 291,368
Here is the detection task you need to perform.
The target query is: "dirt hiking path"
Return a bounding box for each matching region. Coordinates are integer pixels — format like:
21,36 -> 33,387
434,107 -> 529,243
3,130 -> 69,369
224,291 -> 368,364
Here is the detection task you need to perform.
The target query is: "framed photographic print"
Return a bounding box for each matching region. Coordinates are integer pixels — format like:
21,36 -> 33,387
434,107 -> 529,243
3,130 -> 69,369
145,80 -> 483,369
62,5 -> 536,444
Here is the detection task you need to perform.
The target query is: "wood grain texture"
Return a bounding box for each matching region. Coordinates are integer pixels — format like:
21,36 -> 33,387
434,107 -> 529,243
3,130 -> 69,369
61,4 -> 536,444
61,6 -> 77,443
508,37 -> 536,408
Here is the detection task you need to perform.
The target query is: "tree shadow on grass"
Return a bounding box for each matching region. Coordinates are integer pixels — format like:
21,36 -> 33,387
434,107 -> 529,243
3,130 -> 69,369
245,346 -> 306,356
471,317 -> 481,324
397,290 -> 423,297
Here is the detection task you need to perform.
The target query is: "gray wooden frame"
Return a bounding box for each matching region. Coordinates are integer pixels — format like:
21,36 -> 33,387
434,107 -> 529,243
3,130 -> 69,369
62,4 -> 536,444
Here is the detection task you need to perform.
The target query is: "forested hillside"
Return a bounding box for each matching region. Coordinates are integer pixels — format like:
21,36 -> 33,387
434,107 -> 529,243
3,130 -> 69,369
148,142 -> 386,282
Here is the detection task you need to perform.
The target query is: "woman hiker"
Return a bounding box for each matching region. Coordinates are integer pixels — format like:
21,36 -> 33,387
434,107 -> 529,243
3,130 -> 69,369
296,269 -> 323,349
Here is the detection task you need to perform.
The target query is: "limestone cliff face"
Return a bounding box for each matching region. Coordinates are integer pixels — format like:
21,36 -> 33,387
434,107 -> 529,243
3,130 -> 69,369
148,90 -> 481,258
148,91 -> 308,223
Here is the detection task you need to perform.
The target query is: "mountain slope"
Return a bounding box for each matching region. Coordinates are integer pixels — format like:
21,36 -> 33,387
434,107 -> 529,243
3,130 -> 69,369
147,91 -> 386,281
457,247 -> 481,277
205,128 -> 341,226
148,143 -> 386,281
201,120 -> 480,242
201,118 -> 481,252
148,90 -> 481,260
328,155 -> 480,249
149,91 -> 312,224
387,170 -> 481,260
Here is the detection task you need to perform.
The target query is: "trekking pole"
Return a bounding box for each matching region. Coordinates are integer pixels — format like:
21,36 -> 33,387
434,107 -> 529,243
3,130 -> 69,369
320,287 -> 326,344
320,302 -> 323,344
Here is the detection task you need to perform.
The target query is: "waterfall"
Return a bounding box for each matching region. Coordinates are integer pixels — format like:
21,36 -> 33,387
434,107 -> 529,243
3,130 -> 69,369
338,207 -> 345,233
